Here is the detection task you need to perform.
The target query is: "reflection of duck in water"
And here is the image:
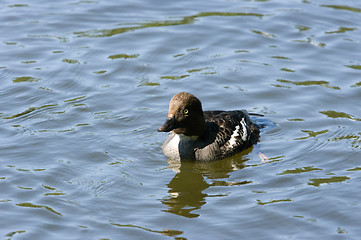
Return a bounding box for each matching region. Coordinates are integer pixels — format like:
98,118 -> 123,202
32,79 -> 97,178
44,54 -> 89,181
162,162 -> 208,218
158,92 -> 260,162
162,152 -> 251,218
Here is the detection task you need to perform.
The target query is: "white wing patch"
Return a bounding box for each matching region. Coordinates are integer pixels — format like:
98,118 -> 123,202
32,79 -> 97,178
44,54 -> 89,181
228,125 -> 240,148
240,118 -> 248,142
227,118 -> 248,148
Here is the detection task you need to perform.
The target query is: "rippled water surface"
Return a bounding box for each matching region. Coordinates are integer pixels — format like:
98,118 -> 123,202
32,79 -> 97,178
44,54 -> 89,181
1,0 -> 361,239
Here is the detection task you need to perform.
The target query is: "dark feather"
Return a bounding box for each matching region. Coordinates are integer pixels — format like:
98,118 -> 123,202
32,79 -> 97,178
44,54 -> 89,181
195,110 -> 260,161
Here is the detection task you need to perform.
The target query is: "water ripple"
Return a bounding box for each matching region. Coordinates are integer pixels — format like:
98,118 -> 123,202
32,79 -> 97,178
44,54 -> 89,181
2,0 -> 361,239
16,202 -> 62,216
74,11 -> 263,38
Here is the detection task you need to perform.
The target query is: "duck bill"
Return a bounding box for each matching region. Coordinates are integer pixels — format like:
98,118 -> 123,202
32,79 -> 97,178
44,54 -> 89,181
158,116 -> 177,132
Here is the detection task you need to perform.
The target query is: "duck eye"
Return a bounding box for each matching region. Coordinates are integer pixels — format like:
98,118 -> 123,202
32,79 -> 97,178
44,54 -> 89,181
183,109 -> 189,115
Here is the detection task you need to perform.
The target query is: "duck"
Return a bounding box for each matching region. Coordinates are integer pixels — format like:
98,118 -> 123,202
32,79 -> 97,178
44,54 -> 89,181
158,92 -> 260,162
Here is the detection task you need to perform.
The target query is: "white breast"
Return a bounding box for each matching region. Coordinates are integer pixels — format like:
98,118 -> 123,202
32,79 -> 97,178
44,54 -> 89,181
162,133 -> 198,160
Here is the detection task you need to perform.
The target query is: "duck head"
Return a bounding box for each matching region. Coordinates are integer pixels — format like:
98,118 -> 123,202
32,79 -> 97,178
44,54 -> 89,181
158,92 -> 206,136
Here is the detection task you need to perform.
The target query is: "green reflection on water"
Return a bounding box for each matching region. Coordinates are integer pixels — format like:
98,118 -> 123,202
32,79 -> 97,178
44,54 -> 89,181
16,202 -> 62,216
74,12 -> 263,38
256,199 -> 292,205
18,186 -> 33,190
293,37 -> 326,47
28,34 -> 68,42
277,79 -> 340,90
320,5 -> 361,13
64,95 -> 86,103
12,76 -> 40,83
187,67 -> 214,73
351,82 -> 361,87
202,71 -> 217,75
295,129 -> 329,140
252,30 -> 276,38
8,4 -> 28,7
320,110 -> 361,121
42,184 -> 66,196
21,60 -> 37,64
337,227 -> 349,234
173,53 -> 185,58
308,176 -> 350,187
5,107 -> 35,119
5,230 -> 26,238
43,192 -> 66,196
330,133 -> 360,149
62,58 -> 80,64
293,215 -> 317,223
295,25 -> 311,32
93,70 -> 107,74
110,221 -> 183,237
288,118 -> 304,121
346,167 -> 361,171
278,166 -> 322,175
108,53 -> 139,60
345,65 -> 361,70
280,68 -> 295,72
270,55 -> 292,60
1,104 -> 58,120
160,75 -> 190,80
138,81 -> 160,87
325,27 -> 357,34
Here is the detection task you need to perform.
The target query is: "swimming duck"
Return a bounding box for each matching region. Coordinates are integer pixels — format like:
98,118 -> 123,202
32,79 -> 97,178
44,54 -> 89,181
158,92 -> 260,162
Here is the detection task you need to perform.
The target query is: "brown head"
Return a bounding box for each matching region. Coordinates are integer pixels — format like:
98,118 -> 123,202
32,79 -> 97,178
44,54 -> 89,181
158,92 -> 206,136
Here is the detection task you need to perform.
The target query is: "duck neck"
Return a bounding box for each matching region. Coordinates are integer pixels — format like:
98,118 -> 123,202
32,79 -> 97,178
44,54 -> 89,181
182,114 -> 206,137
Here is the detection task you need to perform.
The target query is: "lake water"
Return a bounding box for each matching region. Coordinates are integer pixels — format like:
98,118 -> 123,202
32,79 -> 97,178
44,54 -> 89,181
1,0 -> 361,239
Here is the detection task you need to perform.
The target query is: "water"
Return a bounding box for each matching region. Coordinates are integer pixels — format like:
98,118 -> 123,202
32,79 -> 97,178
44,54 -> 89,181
1,0 -> 360,239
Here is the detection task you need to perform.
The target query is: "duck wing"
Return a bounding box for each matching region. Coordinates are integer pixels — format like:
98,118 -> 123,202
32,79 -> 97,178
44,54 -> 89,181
195,110 -> 259,161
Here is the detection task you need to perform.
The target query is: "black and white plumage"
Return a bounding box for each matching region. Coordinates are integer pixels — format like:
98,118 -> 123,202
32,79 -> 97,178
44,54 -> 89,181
158,92 -> 260,162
